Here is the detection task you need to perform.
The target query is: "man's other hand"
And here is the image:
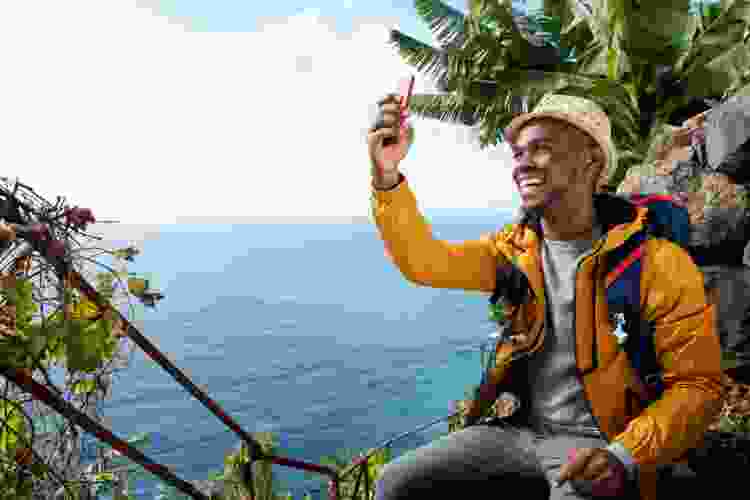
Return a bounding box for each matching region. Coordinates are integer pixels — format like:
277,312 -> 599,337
557,447 -> 627,497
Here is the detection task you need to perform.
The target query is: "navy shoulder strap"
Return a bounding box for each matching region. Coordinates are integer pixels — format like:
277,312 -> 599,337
604,194 -> 691,404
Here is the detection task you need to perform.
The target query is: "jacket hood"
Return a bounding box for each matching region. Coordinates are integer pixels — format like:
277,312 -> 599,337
506,193 -> 647,252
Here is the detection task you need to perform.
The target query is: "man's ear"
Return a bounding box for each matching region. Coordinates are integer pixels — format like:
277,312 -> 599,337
585,145 -> 606,186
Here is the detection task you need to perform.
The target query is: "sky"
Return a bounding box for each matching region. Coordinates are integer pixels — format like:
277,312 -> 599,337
0,0 -> 521,228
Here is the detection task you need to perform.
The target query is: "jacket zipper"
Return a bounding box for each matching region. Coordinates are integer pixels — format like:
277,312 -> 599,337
573,240 -> 608,441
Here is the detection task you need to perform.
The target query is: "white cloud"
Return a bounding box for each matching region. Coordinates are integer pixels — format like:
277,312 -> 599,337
0,2 -> 516,224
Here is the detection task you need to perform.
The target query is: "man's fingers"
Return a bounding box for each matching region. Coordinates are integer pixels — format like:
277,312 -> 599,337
581,454 -> 610,481
593,468 -> 613,482
368,127 -> 398,146
377,93 -> 400,106
382,103 -> 401,114
557,448 -> 594,485
370,111 -> 400,132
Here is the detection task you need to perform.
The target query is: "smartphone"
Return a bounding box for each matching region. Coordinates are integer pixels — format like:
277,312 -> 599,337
382,75 -> 415,148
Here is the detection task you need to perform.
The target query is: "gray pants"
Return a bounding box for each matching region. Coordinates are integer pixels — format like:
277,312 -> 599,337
374,424 -> 639,500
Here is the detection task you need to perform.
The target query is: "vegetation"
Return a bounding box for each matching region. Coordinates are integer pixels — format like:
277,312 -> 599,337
0,176 -> 156,500
6,3 -> 750,498
391,0 -> 748,189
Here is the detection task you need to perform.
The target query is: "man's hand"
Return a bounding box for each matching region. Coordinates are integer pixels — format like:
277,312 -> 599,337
368,94 -> 413,189
557,447 -> 627,497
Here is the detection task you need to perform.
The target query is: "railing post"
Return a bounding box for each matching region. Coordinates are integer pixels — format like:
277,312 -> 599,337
328,477 -> 339,500
112,467 -> 129,500
239,440 -> 256,500
363,458 -> 370,500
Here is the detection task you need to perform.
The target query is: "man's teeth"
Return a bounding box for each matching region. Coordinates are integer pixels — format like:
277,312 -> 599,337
521,180 -> 543,187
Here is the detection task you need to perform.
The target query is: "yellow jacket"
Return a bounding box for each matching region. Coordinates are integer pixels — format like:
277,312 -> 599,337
371,178 -> 726,500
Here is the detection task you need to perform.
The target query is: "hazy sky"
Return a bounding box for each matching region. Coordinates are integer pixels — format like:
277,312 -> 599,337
1,1 -> 520,225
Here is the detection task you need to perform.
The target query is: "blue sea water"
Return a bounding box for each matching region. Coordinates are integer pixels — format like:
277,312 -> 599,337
91,216 -> 514,499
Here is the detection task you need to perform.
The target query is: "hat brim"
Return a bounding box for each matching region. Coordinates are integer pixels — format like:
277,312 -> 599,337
504,111 -> 612,174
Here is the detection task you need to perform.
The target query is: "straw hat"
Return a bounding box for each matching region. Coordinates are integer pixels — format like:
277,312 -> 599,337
503,94 -> 618,187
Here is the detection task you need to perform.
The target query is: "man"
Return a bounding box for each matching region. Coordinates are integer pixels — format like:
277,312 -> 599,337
367,93 -> 725,500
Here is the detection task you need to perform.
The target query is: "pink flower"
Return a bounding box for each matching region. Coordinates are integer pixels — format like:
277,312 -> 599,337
63,206 -> 96,229
689,127 -> 706,146
46,240 -> 66,258
29,223 -> 50,241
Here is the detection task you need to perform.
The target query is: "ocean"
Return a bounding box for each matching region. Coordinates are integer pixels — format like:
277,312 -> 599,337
90,216 -> 514,499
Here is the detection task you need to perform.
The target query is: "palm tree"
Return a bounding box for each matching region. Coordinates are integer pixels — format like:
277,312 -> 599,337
390,0 -> 750,189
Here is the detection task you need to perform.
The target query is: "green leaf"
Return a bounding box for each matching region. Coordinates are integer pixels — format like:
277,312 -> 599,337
468,0 -> 485,19
389,29 -> 446,76
30,461 -> 50,479
607,45 -> 619,80
208,470 -> 224,481
676,1 -> 749,77
0,338 -> 27,368
574,40 -> 610,76
620,1 -> 695,66
407,93 -> 480,125
414,0 -> 467,48
0,400 -> 27,454
94,472 -> 114,482
683,40 -> 750,96
71,378 -> 97,395
27,328 -> 47,359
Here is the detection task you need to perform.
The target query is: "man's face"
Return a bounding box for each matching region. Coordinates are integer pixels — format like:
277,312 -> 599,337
510,118 -> 596,212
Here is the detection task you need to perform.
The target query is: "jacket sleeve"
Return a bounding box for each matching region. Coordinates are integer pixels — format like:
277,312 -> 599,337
370,176 -> 503,292
611,239 -> 726,467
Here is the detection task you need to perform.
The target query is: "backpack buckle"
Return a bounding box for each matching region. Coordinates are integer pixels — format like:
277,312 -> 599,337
610,312 -> 629,345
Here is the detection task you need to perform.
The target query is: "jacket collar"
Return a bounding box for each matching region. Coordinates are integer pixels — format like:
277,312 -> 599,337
502,194 -> 649,256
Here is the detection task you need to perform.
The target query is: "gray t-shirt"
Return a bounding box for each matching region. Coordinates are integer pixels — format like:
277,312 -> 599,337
525,221 -> 603,431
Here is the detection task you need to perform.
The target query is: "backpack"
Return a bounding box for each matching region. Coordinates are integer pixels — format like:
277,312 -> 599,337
488,193 -> 691,408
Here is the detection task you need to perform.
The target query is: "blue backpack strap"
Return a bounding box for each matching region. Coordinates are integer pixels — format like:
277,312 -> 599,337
629,194 -> 690,248
604,193 -> 690,405
604,230 -> 664,405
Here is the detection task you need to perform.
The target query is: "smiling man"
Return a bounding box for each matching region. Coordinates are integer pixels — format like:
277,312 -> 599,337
367,93 -> 725,500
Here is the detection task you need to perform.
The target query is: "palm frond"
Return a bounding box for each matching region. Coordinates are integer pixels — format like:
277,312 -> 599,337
677,17 -> 748,76
683,40 -> 750,97
455,69 -> 643,157
619,0 -> 695,66
389,29 -> 450,83
574,0 -> 610,43
726,71 -> 750,96
414,0 -> 468,48
473,1 -> 577,70
408,92 -> 488,126
573,40 -> 611,76
674,0 -> 750,74
390,27 -> 510,89
560,0 -> 596,51
463,70 -> 628,109
407,89 -> 535,148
